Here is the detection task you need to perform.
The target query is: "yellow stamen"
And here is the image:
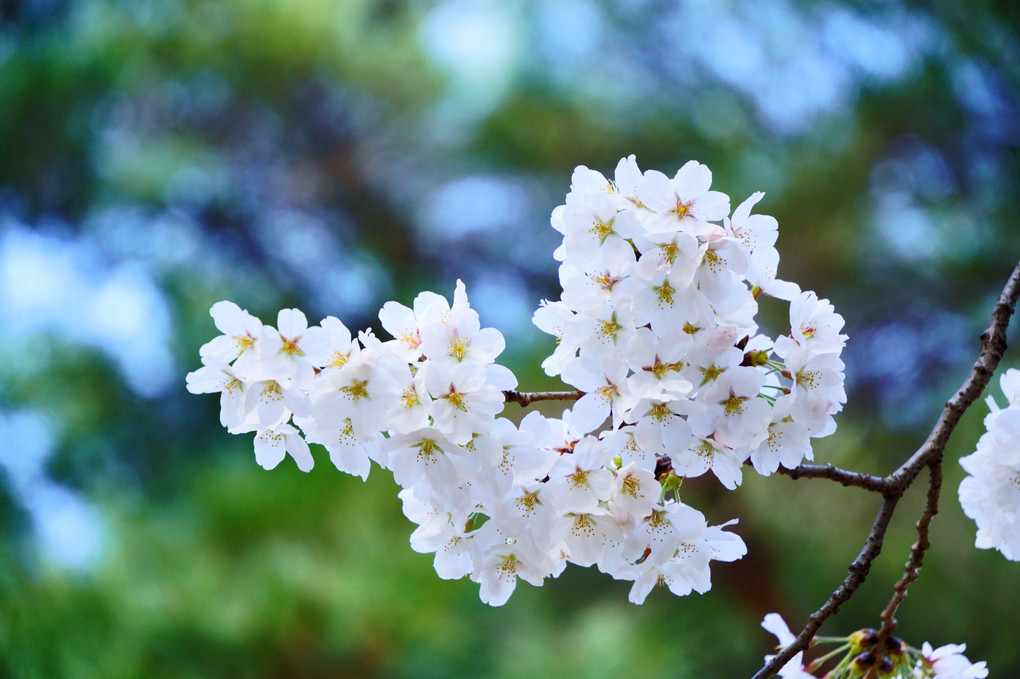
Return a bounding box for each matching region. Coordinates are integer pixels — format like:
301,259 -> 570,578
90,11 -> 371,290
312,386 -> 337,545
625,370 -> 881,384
724,395 -> 747,415
590,217 -> 614,243
653,279 -> 675,307
341,379 -> 369,400
700,364 -> 724,385
448,335 -> 469,361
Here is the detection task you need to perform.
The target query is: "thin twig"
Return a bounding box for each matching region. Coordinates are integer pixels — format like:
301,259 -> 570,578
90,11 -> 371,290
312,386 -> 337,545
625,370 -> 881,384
753,259 -> 1020,679
776,463 -> 889,494
503,389 -> 584,407
877,461 -> 943,640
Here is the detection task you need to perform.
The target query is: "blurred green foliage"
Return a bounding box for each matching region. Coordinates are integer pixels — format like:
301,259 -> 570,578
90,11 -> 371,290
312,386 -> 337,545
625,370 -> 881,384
0,0 -> 1018,677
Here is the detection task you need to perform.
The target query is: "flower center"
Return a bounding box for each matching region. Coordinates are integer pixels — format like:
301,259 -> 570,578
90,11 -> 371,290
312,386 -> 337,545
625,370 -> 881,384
448,335 -> 469,361
621,473 -> 640,498
724,395 -> 747,415
341,379 -> 369,400
445,390 -> 468,412
700,363 -> 724,385
673,197 -> 693,218
590,217 -> 614,243
654,279 -> 676,307
569,468 -> 591,489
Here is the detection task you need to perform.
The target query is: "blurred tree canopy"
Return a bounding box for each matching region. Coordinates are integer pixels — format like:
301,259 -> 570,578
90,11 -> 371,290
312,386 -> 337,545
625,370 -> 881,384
0,1 -> 1018,677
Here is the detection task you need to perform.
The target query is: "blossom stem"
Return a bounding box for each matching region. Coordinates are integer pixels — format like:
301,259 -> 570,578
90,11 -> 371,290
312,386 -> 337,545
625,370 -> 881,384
806,643 -> 851,672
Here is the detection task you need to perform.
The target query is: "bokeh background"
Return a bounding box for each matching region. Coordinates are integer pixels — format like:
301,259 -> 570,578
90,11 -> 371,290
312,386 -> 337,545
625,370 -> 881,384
1,1 -> 1019,677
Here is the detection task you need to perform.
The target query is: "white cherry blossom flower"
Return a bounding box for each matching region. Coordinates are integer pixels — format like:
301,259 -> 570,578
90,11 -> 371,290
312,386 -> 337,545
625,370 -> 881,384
630,267 -> 707,337
378,290 -> 449,361
633,228 -> 703,284
609,462 -> 661,526
260,309 -> 328,386
244,376 -> 312,431
602,428 -> 658,472
425,362 -> 505,445
749,410 -> 813,476
636,161 -> 730,237
918,642 -> 988,678
561,354 -> 637,433
725,192 -> 783,292
565,302 -> 638,364
688,366 -> 772,450
611,154 -> 645,207
626,328 -> 693,399
672,434 -> 746,490
186,361 -> 249,431
779,348 -> 846,437
382,427 -> 463,489
315,316 -> 360,371
560,191 -> 642,265
618,506 -> 744,603
199,300 -> 264,375
558,244 -> 636,312
421,281 -> 506,371
302,414 -> 380,480
559,509 -> 624,568
545,435 -> 616,514
312,354 -> 402,440
470,524 -> 550,606
628,396 -> 695,457
692,233 -> 750,304
532,299 -> 580,377
483,414 -> 557,494
959,397 -> 1020,560
254,422 -> 313,471
400,487 -> 476,579
785,290 -> 847,355
389,368 -> 431,435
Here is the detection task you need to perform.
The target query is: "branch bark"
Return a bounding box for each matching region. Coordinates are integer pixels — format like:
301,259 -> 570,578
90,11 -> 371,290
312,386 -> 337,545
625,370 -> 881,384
877,461 -> 943,640
751,495 -> 900,679
753,259 -> 1020,679
503,389 -> 583,407
776,463 -> 889,493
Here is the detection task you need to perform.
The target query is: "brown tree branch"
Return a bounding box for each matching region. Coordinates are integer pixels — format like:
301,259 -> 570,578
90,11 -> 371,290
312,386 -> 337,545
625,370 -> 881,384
885,262 -> 1020,493
776,463 -> 890,493
751,495 -> 900,679
877,461 -> 943,640
503,389 -> 584,407
753,259 -> 1020,679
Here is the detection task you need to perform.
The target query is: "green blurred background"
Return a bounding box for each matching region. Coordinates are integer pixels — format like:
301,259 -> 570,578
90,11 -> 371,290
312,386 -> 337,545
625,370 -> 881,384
1,0 -> 1018,676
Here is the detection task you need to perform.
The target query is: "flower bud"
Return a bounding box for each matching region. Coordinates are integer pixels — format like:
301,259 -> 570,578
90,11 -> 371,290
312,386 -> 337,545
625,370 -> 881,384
848,628 -> 879,654
742,349 -> 770,367
849,652 -> 876,675
883,636 -> 907,657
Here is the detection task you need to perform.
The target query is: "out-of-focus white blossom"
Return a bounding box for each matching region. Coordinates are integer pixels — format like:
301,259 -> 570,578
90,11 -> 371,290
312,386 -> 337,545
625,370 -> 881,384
960,368 -> 1020,560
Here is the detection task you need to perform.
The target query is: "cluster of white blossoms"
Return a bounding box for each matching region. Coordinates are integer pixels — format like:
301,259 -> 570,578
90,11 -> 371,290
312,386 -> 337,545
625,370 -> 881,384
535,155 -> 847,487
761,614 -> 988,678
188,155 -> 849,606
959,368 -> 1020,560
